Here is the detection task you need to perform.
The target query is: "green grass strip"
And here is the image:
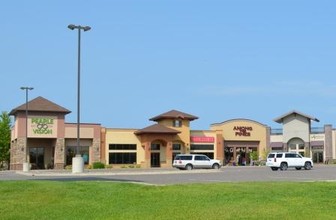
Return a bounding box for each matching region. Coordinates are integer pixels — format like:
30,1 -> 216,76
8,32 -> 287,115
0,181 -> 335,220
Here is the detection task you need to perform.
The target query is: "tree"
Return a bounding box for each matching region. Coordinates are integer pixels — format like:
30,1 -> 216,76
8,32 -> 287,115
0,112 -> 11,170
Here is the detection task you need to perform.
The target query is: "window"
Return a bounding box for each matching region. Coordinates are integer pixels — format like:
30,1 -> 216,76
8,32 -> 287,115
194,153 -> 214,159
173,143 -> 181,151
190,144 -> 214,150
109,144 -> 136,150
268,153 -> 275,158
109,153 -> 136,164
66,146 -> 89,165
195,155 -> 210,161
175,155 -> 192,160
173,120 -> 182,127
285,153 -> 296,158
151,144 -> 160,150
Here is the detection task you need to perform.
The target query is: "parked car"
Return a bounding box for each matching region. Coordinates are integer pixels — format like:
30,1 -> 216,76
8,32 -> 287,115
172,154 -> 222,170
266,152 -> 313,171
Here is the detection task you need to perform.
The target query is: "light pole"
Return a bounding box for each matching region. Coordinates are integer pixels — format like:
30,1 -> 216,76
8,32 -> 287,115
68,24 -> 91,173
20,86 -> 33,172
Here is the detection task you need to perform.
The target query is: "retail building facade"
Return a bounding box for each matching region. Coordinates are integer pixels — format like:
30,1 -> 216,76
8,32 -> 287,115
9,97 -> 336,170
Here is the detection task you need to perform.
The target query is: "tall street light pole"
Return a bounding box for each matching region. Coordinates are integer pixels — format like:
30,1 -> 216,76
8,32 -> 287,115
20,86 -> 33,172
68,24 -> 91,173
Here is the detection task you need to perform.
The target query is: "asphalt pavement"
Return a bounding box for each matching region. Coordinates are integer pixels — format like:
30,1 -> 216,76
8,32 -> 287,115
1,165 -> 336,185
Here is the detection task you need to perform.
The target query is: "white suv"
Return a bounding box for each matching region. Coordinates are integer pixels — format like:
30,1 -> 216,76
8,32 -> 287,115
173,154 -> 222,170
266,152 -> 313,171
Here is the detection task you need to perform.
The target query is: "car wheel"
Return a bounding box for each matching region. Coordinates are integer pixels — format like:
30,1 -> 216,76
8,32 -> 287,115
280,162 -> 288,171
185,164 -> 193,170
304,162 -> 312,170
271,167 -> 278,171
212,164 -> 220,169
295,167 -> 302,170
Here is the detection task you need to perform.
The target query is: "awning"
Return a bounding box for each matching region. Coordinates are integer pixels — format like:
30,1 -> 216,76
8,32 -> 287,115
270,142 -> 283,148
311,141 -> 324,147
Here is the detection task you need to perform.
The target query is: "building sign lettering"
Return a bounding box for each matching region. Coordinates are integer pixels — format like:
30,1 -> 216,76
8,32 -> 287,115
233,126 -> 252,137
31,117 -> 54,135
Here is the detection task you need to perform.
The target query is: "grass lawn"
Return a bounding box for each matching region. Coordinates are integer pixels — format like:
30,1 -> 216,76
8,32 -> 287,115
1,181 -> 336,220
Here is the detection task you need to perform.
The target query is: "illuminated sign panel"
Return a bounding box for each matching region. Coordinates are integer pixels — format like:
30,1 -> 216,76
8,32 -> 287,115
190,136 -> 215,143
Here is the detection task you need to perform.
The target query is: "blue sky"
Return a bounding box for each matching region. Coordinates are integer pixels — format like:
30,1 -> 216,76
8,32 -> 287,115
1,0 -> 336,130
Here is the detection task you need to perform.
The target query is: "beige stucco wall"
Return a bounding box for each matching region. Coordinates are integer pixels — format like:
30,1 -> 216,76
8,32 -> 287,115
283,114 -> 310,143
65,127 -> 94,138
105,128 -> 143,165
270,134 -> 283,143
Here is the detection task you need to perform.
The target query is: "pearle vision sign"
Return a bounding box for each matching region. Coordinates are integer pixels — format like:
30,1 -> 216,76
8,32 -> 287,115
29,117 -> 57,137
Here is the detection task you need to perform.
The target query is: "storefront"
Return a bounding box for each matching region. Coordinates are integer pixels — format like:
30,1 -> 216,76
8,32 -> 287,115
9,97 -> 336,170
210,119 -> 269,166
9,96 -> 101,170
103,110 -> 198,168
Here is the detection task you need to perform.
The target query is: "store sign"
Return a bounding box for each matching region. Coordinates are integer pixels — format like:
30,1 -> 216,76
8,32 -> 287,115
190,136 -> 215,143
31,117 -> 54,135
233,126 -> 252,137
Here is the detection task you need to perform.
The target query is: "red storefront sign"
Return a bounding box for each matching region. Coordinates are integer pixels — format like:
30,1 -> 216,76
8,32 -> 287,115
190,136 -> 215,143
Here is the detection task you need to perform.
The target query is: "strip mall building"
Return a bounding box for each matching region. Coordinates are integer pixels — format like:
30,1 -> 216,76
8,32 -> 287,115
9,96 -> 335,170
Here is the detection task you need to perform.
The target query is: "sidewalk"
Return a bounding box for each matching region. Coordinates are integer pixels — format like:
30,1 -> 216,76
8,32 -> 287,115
15,167 -> 220,177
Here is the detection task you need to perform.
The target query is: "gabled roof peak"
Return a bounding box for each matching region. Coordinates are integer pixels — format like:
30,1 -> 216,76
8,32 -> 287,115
149,110 -> 198,122
134,123 -> 181,135
274,110 -> 319,124
9,96 -> 71,115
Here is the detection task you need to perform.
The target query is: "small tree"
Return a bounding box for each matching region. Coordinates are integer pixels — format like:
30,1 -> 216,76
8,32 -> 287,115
0,112 -> 11,170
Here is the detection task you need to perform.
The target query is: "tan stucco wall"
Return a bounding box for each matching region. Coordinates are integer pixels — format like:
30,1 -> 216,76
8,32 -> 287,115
105,128 -> 143,165
64,124 -> 101,139
157,119 -> 191,146
210,119 -> 268,153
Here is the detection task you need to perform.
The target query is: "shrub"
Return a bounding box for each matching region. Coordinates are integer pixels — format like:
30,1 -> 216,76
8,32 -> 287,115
92,162 -> 105,169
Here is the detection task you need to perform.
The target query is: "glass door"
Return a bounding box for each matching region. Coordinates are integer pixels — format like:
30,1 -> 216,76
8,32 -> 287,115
29,147 -> 45,169
151,153 -> 160,167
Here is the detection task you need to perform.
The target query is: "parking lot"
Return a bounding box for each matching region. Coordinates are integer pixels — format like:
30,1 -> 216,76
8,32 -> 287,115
1,165 -> 336,185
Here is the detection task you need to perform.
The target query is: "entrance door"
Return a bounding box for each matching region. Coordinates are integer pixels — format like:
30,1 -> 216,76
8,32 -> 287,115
151,153 -> 160,167
29,147 -> 45,169
313,152 -> 323,163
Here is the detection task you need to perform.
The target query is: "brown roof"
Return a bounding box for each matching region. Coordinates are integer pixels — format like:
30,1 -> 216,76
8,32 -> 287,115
149,110 -> 198,122
134,124 -> 181,135
9,96 -> 71,115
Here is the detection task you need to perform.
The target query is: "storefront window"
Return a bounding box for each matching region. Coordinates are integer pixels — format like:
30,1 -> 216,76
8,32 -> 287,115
109,153 -> 136,164
66,146 -> 89,165
190,144 -> 214,150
